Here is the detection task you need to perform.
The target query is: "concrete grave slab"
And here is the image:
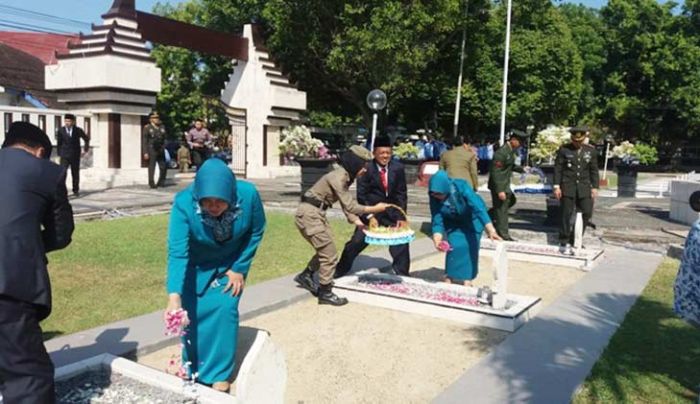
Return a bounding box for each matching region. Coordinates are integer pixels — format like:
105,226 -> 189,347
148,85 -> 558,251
334,271 -> 540,332
480,239 -> 604,271
55,330 -> 285,404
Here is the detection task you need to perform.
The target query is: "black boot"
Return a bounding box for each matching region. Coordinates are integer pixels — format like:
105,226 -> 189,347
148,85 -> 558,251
294,268 -> 318,296
318,283 -> 348,306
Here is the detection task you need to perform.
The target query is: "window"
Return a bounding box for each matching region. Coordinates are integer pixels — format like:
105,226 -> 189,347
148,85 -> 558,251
21,114 -> 29,123
54,115 -> 62,133
38,115 -> 46,131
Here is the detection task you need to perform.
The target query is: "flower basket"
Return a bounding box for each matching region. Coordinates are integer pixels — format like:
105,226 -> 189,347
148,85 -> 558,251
364,204 -> 415,246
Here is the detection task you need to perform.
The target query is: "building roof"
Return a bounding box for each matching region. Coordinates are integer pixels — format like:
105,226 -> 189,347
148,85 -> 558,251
0,42 -> 64,108
0,32 -> 76,65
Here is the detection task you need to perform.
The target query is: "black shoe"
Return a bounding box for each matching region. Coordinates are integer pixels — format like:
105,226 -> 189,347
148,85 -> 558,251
294,268 -> 318,296
73,191 -> 80,198
503,236 -> 517,242
318,283 -> 348,306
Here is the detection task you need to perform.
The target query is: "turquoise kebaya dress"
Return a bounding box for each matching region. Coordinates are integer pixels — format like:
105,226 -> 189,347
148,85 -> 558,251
167,159 -> 266,384
429,170 -> 492,282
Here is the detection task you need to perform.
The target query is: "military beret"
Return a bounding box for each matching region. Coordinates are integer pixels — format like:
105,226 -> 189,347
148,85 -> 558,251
373,135 -> 392,149
349,145 -> 373,161
2,121 -> 52,159
64,113 -> 76,120
690,191 -> 700,213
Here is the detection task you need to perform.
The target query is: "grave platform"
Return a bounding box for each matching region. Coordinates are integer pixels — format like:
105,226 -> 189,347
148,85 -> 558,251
480,239 -> 604,271
334,272 -> 540,332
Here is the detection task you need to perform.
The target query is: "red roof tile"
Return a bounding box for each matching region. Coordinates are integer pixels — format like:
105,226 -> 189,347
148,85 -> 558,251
0,32 -> 78,65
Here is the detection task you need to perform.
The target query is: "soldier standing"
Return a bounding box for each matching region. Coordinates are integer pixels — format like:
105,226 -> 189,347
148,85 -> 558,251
439,135 -> 479,191
487,133 -> 527,241
142,112 -> 168,188
553,127 -> 599,255
294,146 -> 390,306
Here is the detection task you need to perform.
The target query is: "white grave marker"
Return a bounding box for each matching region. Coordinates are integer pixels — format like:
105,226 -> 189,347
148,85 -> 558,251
573,212 -> 584,252
492,242 -> 508,310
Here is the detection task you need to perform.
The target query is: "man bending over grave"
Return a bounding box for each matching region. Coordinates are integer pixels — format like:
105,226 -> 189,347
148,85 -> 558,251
0,122 -> 74,403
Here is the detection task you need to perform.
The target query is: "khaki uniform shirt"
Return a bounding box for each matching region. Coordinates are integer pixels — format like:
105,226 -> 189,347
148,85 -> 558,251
301,167 -> 367,223
439,146 -> 479,190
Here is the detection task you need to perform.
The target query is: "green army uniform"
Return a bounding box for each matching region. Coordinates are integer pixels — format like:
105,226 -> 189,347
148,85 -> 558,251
141,119 -> 168,188
487,143 -> 525,239
294,146 -> 373,304
439,145 -> 479,190
553,140 -> 599,245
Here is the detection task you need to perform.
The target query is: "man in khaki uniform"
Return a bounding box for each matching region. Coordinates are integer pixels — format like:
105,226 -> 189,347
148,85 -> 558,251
294,145 -> 390,306
439,135 -> 479,190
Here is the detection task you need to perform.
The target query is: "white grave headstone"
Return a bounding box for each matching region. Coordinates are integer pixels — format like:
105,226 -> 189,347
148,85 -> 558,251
573,212 -> 584,251
492,242 -> 508,310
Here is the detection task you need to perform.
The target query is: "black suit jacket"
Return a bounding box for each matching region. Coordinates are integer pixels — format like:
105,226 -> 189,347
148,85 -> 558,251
357,160 -> 408,226
56,125 -> 90,159
0,148 -> 74,320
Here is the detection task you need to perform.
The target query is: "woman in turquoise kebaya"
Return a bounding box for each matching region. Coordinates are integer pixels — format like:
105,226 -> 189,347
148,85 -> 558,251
429,170 -> 501,285
165,158 -> 266,392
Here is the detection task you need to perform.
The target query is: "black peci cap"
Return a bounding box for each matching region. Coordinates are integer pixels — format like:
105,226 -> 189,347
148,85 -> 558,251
2,121 -> 52,159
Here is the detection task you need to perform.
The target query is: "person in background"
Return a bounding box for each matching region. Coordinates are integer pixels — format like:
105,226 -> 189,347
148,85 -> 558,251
294,146 -> 390,306
142,111 -> 168,189
673,191 -> 700,328
429,170 -> 501,286
439,135 -> 479,191
553,127 -> 599,255
165,158 -> 265,392
488,133 -> 528,241
336,135 -> 409,278
0,122 -> 74,403
177,142 -> 192,173
187,118 -> 213,168
56,113 -> 90,197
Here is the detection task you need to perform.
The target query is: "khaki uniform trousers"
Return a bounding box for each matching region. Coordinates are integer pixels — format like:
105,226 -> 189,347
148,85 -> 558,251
295,203 -> 337,285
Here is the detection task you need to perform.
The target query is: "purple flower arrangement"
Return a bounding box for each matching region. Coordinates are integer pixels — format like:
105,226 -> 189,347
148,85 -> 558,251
357,277 -> 480,307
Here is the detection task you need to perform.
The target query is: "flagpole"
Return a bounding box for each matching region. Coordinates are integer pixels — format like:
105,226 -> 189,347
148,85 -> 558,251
499,0 -> 513,146
453,0 -> 469,138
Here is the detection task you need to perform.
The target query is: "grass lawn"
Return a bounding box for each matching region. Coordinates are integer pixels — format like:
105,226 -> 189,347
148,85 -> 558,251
42,211 -> 399,339
573,258 -> 700,403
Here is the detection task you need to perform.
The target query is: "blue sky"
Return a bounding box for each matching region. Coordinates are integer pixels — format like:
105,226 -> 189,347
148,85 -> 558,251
0,0 -> 607,34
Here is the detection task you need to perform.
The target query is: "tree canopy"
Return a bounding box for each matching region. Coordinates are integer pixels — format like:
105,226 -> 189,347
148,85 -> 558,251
150,0 -> 700,144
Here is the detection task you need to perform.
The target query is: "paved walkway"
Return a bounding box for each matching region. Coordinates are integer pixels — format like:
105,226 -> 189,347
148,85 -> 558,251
434,248 -> 663,403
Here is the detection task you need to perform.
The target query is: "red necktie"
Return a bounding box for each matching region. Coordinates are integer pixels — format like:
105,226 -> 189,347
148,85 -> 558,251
380,167 -> 388,193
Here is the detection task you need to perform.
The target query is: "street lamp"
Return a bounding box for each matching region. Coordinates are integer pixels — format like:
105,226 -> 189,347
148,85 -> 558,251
366,89 -> 387,151
498,0 -> 514,146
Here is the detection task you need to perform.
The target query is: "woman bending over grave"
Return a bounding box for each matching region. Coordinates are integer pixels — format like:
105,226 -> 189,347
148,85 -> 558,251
164,158 -> 266,392
429,170 -> 502,286
294,145 -> 390,306
674,190 -> 700,328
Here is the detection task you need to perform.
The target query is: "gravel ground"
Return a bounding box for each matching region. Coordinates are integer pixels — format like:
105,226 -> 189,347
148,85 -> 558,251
55,370 -> 196,404
138,253 -> 585,403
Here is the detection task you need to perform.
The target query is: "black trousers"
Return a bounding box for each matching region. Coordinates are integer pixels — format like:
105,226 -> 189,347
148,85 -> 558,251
0,298 -> 55,404
59,156 -> 80,194
147,149 -> 167,188
191,148 -> 209,168
336,226 -> 410,277
559,195 -> 593,245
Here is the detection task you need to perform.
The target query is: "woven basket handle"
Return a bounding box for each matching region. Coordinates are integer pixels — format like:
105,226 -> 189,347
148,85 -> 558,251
386,204 -> 409,223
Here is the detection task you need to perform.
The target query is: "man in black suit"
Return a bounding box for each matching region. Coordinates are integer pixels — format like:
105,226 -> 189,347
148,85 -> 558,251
0,122 -> 74,404
336,135 -> 410,277
56,114 -> 90,197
